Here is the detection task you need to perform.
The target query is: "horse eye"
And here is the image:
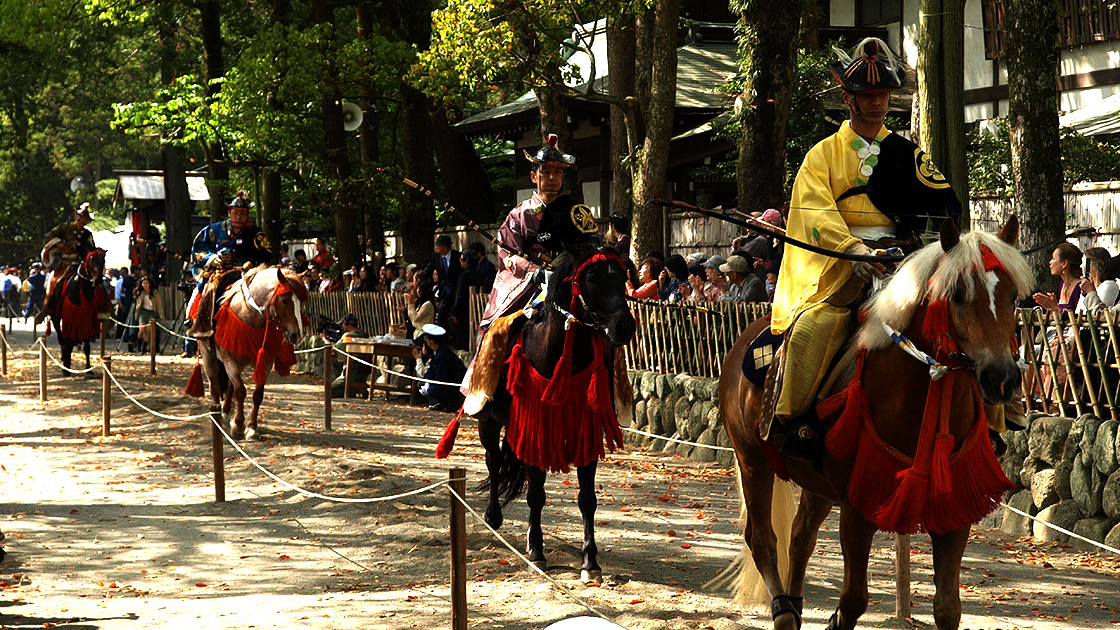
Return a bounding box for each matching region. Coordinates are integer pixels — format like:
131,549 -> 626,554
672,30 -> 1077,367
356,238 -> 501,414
951,287 -> 967,304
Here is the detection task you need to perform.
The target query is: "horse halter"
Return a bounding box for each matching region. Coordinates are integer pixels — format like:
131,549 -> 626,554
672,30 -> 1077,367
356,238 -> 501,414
239,269 -> 305,338
554,250 -> 628,330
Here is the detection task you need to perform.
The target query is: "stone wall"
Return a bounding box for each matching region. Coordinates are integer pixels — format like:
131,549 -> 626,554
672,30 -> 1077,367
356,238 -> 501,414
992,412 -> 1120,551
624,370 -> 736,467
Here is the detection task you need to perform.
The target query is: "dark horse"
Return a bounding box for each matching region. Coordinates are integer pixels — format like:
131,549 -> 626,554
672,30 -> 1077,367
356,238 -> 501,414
719,216 -> 1034,630
470,245 -> 636,583
48,249 -> 111,373
189,265 -> 309,440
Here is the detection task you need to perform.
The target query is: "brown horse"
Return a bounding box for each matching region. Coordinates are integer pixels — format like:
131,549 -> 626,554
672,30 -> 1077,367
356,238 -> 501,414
719,216 -> 1034,630
194,265 -> 309,440
49,249 -> 111,373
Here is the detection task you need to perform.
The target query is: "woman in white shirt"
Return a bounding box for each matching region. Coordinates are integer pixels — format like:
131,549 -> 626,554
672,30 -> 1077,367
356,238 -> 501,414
1078,248 -> 1119,315
133,276 -> 164,353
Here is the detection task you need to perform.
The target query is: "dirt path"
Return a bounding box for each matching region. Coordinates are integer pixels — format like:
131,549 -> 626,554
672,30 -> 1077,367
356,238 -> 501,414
0,322 -> 1117,629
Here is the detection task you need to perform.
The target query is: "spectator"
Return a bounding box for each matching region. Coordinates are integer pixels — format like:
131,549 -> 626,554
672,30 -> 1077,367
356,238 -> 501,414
1033,243 -> 1083,312
1,267 -> 18,318
385,262 -> 407,292
330,313 -> 372,398
701,255 -> 729,301
451,249 -> 486,347
627,256 -> 664,300
24,262 -> 46,322
292,249 -> 309,273
719,255 -> 768,303
682,263 -> 708,303
345,264 -> 363,292
304,262 -> 321,292
132,276 -> 164,354
606,213 -> 631,258
312,238 -> 334,270
426,234 -> 461,329
115,266 -> 139,341
400,280 -> 436,340
659,254 -> 690,302
467,242 -> 496,293
319,265 -> 343,292
402,264 -> 420,291
1079,251 -> 1120,315
412,324 -> 466,413
765,259 -> 781,302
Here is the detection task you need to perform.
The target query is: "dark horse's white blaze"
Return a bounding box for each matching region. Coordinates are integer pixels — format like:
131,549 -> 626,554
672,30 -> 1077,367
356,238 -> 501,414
199,266 -> 308,441
475,247 -> 635,584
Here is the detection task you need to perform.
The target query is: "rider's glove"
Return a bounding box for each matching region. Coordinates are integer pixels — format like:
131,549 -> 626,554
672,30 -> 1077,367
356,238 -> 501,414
205,255 -> 222,270
845,242 -> 885,282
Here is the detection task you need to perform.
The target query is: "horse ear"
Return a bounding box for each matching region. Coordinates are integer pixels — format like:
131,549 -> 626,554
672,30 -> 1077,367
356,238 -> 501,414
996,213 -> 1020,247
275,267 -> 285,287
939,218 -> 960,252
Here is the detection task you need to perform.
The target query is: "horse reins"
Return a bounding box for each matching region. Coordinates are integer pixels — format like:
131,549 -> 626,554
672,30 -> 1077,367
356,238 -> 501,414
554,249 -> 628,331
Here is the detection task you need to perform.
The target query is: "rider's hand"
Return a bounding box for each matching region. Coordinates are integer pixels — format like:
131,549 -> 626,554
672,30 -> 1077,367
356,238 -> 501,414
205,256 -> 222,270
845,242 -> 885,282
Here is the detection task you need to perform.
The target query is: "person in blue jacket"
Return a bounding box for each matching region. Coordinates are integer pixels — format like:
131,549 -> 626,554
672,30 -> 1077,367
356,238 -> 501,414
412,324 -> 466,413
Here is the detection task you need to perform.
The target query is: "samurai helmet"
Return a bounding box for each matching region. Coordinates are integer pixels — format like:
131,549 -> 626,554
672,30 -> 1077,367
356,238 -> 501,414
523,133 -> 576,170
226,190 -> 251,209
830,37 -> 907,93
76,202 -> 94,219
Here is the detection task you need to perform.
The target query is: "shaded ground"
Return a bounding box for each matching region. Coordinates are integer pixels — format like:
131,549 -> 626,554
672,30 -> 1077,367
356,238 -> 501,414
0,320 -> 1117,629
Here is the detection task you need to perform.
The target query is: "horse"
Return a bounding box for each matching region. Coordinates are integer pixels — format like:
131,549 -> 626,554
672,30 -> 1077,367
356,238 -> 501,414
189,265 -> 309,440
719,215 -> 1034,630
464,245 -> 636,584
49,249 -> 111,373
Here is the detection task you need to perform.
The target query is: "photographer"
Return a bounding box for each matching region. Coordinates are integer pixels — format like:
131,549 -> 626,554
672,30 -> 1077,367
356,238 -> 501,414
329,313 -> 371,398
412,324 -> 465,412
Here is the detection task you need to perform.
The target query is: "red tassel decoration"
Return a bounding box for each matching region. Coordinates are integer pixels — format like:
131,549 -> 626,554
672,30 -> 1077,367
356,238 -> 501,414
542,324 -> 576,404
825,379 -> 866,459
874,468 -> 930,534
435,409 -> 463,459
922,299 -> 949,342
930,433 -> 955,498
184,362 -> 204,398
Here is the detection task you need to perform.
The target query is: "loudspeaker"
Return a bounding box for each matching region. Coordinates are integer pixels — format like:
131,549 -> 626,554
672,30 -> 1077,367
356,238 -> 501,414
342,101 -> 364,132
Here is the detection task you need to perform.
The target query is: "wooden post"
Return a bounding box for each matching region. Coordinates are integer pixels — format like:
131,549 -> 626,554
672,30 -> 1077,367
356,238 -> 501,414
1,324 -> 7,377
39,339 -> 47,402
148,321 -> 157,375
101,357 -> 112,436
99,320 -> 107,358
449,467 -> 467,630
323,342 -> 332,431
211,407 -> 226,502
895,533 -> 911,619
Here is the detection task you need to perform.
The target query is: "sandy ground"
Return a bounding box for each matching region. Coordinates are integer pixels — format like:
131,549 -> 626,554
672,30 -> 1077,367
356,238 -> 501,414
0,319 -> 1118,630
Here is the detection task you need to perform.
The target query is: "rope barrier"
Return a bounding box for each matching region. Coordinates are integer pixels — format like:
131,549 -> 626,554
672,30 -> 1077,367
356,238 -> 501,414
101,364 -> 213,422
109,317 -> 144,329
36,337 -> 101,374
621,426 -> 735,452
445,485 -> 622,625
999,501 -> 1120,556
332,345 -> 462,387
155,320 -> 196,341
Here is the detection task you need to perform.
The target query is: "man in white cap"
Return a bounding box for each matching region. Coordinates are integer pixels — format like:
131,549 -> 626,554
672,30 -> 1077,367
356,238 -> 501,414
36,203 -> 97,323
413,324 -> 466,412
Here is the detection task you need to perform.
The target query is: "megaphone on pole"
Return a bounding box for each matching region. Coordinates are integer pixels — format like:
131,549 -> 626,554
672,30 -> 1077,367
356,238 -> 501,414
342,101 -> 364,132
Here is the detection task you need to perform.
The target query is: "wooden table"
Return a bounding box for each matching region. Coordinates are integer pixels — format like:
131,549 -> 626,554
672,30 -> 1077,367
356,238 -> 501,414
341,338 -> 418,404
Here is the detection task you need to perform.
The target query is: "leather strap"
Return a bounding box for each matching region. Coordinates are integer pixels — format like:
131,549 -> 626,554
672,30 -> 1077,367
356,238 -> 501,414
771,594 -> 803,629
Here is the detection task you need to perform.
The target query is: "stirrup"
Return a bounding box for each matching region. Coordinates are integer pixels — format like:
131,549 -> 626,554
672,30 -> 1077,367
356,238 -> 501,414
771,594 -> 803,629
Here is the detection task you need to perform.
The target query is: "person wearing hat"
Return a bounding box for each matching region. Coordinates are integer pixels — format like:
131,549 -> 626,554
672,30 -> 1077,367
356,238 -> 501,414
23,261 -> 47,322
412,324 -> 466,412
328,313 -> 372,398
186,191 -> 275,338
718,255 -> 767,303
768,37 -> 963,460
35,203 -> 98,323
700,255 -> 729,301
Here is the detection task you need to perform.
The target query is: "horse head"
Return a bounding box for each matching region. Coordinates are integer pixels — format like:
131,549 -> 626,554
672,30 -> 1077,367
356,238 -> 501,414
82,249 -> 107,280
268,267 -> 311,345
862,215 -> 1035,406
550,245 -> 635,347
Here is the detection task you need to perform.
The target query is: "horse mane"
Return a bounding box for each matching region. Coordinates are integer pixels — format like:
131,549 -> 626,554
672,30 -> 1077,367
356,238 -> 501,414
860,231 -> 1035,350
220,264 -> 310,304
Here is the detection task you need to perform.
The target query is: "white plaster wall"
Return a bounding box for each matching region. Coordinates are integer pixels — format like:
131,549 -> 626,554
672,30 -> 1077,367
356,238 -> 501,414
963,0 -> 993,90
1061,85 -> 1120,115
831,0 -> 855,27
1059,42 -> 1120,76
901,0 -> 920,66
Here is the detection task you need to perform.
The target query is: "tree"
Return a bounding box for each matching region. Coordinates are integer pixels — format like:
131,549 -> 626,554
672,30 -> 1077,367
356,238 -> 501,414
916,0 -> 968,221
731,0 -> 801,215
1005,0 -> 1064,285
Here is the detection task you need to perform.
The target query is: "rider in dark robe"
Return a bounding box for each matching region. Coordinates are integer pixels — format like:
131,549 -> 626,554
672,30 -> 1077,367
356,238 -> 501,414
36,203 -> 96,324
187,191 -> 274,338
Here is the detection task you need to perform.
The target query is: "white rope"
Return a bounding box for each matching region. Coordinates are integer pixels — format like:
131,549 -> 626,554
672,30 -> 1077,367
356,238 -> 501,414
209,414 -> 451,503
293,345 -> 323,355
0,326 -> 14,353
155,320 -> 196,341
999,501 -> 1120,556
36,338 -> 101,374
445,485 -> 622,625
102,364 -> 213,421
332,345 -> 462,387
621,426 -> 735,451
109,317 -> 144,329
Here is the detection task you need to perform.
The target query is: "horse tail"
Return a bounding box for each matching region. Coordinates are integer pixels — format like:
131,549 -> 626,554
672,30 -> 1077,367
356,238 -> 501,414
475,436 -> 526,506
707,472 -> 795,609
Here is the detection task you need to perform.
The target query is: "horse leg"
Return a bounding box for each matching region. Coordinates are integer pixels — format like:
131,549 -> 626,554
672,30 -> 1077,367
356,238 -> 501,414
82,339 -> 91,370
225,361 -> 248,439
479,418 -> 504,530
929,527 -> 970,630
830,503 -> 878,630
60,339 -> 73,372
576,462 -> 601,584
246,381 -> 265,441
787,491 -> 835,601
525,465 -> 547,569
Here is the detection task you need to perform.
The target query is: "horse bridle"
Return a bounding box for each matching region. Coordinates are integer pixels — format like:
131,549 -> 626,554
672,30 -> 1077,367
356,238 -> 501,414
554,249 -> 629,331
238,268 -> 306,338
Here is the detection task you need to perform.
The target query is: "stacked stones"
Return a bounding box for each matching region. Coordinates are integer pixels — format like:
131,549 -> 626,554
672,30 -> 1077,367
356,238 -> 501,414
624,370 -> 736,467
995,412 -> 1120,550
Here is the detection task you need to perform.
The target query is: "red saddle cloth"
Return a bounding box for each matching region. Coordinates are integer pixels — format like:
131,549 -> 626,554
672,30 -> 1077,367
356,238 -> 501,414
58,280 -> 108,341
504,335 -> 623,474
214,303 -> 296,386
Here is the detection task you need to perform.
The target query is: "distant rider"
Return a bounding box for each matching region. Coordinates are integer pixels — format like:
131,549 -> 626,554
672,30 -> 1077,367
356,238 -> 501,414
36,203 -> 96,324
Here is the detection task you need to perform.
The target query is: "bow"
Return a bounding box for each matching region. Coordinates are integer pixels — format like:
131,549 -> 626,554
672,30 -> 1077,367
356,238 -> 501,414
375,168 -> 553,269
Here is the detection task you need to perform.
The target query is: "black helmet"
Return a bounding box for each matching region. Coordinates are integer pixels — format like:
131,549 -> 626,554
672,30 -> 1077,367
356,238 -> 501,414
829,37 -> 907,93
226,191 -> 251,209
523,133 -> 576,169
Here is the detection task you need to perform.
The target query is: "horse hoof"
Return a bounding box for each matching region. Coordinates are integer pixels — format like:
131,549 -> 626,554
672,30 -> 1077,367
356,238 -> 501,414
484,508 -> 503,531
245,429 -> 261,441
531,559 -> 548,573
231,430 -> 245,440
580,569 -> 602,585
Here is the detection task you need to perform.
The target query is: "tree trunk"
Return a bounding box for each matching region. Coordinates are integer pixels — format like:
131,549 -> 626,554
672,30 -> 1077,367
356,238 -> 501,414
313,0 -> 360,273
399,85 -> 437,264
199,0 -> 229,223
1006,0 -> 1064,287
432,108 -> 495,223
607,12 -> 636,221
630,0 -> 680,260
917,0 -> 968,226
157,3 -> 190,287
261,169 -> 282,263
356,6 -> 382,262
733,0 -> 801,215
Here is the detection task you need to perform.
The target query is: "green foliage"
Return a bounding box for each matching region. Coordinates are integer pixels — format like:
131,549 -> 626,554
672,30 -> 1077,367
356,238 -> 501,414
968,118 -> 1120,200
